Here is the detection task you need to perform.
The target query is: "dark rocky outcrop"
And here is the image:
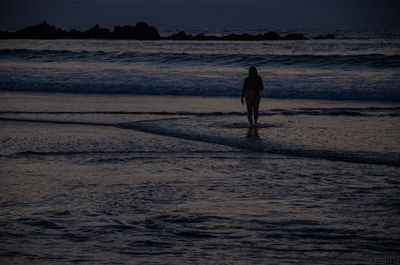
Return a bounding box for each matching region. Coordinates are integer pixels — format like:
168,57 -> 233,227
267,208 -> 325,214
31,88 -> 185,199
112,22 -> 160,40
0,21 -> 333,41
0,21 -> 159,40
194,33 -> 207,40
169,31 -> 192,40
83,24 -> 111,39
167,31 -> 284,41
263,31 -> 281,40
12,20 -> 67,39
0,30 -> 13,39
282,33 -> 307,40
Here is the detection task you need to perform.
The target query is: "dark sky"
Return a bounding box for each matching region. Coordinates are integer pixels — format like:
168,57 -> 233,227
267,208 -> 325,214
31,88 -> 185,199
0,0 -> 399,31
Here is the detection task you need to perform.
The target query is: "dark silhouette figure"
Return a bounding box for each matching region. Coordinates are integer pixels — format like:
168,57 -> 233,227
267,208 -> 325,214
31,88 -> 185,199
241,66 -> 264,127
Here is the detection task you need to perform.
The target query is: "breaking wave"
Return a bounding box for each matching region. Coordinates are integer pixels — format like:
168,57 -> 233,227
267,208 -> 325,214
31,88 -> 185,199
1,49 -> 399,69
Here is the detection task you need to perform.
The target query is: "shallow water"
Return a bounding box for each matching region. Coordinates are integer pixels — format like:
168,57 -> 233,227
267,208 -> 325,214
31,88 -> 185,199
0,93 -> 399,264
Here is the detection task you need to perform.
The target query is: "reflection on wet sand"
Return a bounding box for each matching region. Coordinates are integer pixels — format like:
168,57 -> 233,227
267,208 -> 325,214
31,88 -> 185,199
246,126 -> 260,139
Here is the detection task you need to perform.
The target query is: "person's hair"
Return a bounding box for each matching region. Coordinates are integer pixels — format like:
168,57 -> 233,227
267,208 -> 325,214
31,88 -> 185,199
249,66 -> 257,77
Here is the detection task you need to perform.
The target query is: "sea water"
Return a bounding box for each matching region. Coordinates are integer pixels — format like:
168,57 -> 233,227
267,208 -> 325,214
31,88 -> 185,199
0,29 -> 400,264
0,29 -> 399,100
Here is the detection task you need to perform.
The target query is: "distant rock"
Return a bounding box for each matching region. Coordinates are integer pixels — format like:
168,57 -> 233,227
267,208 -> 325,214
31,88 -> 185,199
0,30 -> 13,39
67,29 -> 84,39
263,31 -> 281,40
84,24 -> 110,39
169,31 -> 192,40
113,22 -> 160,40
12,20 -> 67,39
194,33 -> 206,40
169,31 -> 282,41
0,21 -> 335,41
283,33 -> 307,40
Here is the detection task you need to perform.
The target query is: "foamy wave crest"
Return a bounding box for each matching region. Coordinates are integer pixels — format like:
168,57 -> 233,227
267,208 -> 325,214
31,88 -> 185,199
1,49 -> 399,69
1,80 -> 399,101
1,38 -> 399,101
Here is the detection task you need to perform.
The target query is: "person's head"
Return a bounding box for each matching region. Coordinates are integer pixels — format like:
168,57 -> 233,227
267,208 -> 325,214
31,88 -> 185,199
249,66 -> 257,77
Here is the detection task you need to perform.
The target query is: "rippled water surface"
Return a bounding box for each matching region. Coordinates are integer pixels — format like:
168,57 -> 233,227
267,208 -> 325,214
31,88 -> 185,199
1,30 -> 400,100
0,93 -> 399,264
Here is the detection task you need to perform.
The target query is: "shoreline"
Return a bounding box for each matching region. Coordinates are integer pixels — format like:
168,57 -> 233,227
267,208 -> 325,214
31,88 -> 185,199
1,90 -> 400,105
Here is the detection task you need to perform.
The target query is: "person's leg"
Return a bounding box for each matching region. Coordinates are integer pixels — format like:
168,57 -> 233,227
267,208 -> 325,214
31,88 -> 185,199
253,95 -> 260,125
245,96 -> 253,126
247,104 -> 253,125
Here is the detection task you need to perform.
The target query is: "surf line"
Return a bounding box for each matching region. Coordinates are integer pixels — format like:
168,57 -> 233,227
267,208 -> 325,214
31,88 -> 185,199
0,111 -> 244,116
0,117 -> 114,127
2,117 -> 399,167
0,116 -> 189,127
120,120 -> 400,167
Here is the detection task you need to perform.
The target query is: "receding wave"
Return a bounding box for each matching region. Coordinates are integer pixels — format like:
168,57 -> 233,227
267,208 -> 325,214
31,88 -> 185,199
120,120 -> 400,167
1,115 -> 398,166
1,49 -> 399,68
1,107 -> 399,117
1,81 -> 399,101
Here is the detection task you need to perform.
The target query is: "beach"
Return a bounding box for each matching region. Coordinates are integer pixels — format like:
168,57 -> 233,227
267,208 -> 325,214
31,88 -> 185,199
0,92 -> 399,264
1,29 -> 400,263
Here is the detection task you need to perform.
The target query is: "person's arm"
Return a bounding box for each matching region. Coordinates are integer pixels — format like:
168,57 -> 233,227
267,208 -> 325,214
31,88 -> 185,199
241,78 -> 246,105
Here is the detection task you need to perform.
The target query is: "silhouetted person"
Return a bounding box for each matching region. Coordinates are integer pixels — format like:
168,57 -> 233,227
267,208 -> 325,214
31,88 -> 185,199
241,66 -> 264,127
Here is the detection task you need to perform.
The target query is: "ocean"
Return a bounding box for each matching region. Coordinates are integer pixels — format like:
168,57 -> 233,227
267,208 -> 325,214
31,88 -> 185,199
0,29 -> 399,264
0,29 -> 400,100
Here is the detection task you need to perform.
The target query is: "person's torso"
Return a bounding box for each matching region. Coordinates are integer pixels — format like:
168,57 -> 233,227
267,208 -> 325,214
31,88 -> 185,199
245,77 -> 261,93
